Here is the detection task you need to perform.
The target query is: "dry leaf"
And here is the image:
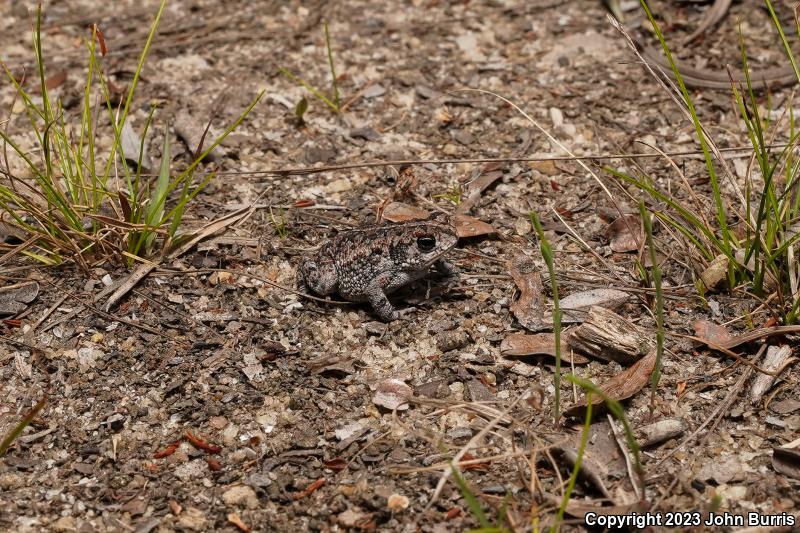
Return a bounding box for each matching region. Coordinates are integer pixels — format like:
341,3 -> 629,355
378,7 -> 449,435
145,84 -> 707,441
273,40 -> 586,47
45,71 -> 68,90
381,202 -> 430,222
694,325 -> 800,351
372,378 -> 412,410
0,281 -> 39,316
455,167 -> 503,215
693,320 -> 733,346
452,214 -> 495,238
564,349 -> 657,418
605,214 -> 642,253
772,447 -> 800,481
508,256 -> 547,331
500,332 -> 589,364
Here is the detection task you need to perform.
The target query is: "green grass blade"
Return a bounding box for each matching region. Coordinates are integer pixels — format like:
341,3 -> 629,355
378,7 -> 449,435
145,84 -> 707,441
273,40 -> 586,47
0,395 -> 47,457
531,211 -> 562,424
640,203 -> 664,406
551,392 -> 592,533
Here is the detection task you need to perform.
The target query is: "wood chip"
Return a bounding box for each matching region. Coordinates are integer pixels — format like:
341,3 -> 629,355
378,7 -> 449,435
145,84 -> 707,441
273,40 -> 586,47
750,345 -> 794,401
568,306 -> 652,364
559,288 -> 629,323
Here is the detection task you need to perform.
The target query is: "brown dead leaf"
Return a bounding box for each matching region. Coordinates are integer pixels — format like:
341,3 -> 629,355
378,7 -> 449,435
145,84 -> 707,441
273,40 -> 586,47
693,320 -> 732,346
44,71 -> 68,91
694,325 -> 800,351
564,349 -> 657,418
455,167 -> 503,215
381,202 -> 430,222
508,256 -> 547,331
452,214 -> 495,238
372,378 -> 412,410
605,214 -> 642,253
500,332 -> 589,364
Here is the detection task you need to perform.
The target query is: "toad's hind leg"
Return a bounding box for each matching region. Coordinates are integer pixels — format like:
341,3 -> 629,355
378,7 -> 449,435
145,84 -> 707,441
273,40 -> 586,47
298,256 -> 338,296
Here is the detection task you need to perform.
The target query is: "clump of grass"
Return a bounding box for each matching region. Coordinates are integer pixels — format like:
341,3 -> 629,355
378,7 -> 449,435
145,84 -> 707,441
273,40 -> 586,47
279,22 -> 342,114
0,1 -> 263,268
609,0 -> 800,324
269,206 -> 288,239
433,183 -> 462,205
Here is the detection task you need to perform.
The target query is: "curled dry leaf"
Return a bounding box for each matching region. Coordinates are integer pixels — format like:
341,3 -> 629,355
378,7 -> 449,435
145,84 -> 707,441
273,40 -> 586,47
605,214 -> 642,253
452,214 -> 495,238
508,256 -> 547,332
772,447 -> 800,481
0,281 -> 39,316
694,325 -> 800,351
372,378 -> 413,410
559,288 -> 629,323
381,202 -> 430,222
564,349 -> 657,418
455,166 -> 503,215
500,331 -> 590,364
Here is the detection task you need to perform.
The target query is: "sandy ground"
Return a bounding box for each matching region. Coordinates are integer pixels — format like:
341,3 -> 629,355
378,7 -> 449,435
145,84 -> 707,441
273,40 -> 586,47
0,0 -> 798,531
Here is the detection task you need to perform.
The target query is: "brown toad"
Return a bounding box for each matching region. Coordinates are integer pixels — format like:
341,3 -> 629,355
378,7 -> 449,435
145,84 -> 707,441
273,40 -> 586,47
298,213 -> 458,321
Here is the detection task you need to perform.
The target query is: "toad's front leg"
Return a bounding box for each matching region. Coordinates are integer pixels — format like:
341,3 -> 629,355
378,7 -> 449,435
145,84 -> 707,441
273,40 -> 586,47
434,258 -> 458,278
365,282 -> 398,322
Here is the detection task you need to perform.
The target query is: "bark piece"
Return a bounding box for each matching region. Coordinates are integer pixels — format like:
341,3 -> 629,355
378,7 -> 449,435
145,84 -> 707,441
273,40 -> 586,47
568,306 -> 653,364
750,345 -> 794,401
559,288 -> 629,323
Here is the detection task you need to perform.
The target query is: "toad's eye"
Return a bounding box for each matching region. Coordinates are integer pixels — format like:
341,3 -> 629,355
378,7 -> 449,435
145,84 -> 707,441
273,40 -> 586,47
417,236 -> 436,252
